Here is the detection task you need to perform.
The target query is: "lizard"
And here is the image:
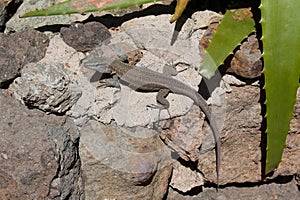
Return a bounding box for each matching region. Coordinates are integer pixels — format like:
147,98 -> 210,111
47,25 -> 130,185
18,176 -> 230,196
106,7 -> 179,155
84,58 -> 221,189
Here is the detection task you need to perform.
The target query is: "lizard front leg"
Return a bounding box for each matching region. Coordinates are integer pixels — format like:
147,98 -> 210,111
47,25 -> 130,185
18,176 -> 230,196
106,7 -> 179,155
96,74 -> 121,88
146,88 -> 171,129
148,63 -> 181,126
148,63 -> 178,120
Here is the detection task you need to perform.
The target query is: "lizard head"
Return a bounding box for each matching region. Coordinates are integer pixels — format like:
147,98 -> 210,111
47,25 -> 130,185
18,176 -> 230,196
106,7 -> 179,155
82,56 -> 113,73
82,45 -> 128,74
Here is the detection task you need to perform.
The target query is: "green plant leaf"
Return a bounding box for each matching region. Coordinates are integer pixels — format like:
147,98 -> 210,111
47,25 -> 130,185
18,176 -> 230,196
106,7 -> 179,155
21,0 -> 162,18
199,8 -> 255,78
261,0 -> 300,174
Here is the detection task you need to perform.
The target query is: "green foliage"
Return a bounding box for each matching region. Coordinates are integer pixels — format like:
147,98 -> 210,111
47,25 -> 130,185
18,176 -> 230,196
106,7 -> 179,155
21,1 -> 88,17
21,0 -> 162,17
199,9 -> 255,78
261,0 -> 300,174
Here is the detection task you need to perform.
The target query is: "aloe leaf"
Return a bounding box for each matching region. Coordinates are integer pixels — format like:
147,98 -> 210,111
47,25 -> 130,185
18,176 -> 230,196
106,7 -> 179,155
21,0 -> 162,18
20,1 -> 87,17
199,8 -> 255,78
261,0 -> 300,174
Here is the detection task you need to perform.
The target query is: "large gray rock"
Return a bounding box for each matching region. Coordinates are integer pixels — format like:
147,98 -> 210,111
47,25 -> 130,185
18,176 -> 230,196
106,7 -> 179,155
79,120 -> 172,199
198,85 -> 262,184
197,85 -> 300,184
167,177 -> 299,200
0,90 -> 83,199
10,62 -> 82,114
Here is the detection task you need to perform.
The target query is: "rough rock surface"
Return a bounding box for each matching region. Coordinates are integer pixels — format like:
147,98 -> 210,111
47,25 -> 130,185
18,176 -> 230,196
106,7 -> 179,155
200,25 -> 262,79
229,34 -> 262,78
197,85 -> 300,184
1,1 -> 299,198
0,0 -> 21,29
79,120 -> 172,199
169,161 -> 204,193
60,22 -> 111,52
277,87 -> 300,177
10,62 -> 82,114
79,13 -> 214,127
0,28 -> 49,87
167,86 -> 299,198
167,177 -> 299,200
0,90 -> 83,199
160,105 -> 205,162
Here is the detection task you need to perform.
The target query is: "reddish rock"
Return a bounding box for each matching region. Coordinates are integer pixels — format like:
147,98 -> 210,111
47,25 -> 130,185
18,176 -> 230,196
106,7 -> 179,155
0,90 -> 83,199
0,28 -> 49,87
60,22 -> 111,52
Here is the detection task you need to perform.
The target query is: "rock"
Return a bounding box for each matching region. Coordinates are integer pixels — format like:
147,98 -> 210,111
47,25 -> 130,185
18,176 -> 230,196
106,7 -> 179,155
198,85 -> 299,185
167,177 -> 299,199
0,28 -> 49,87
199,27 -> 262,79
229,34 -> 262,78
276,87 -> 300,177
0,90 -> 82,199
170,161 -> 204,193
166,87 -> 300,199
79,12 -> 222,127
223,74 -> 247,86
0,0 -> 10,28
79,120 -> 172,199
60,22 -> 111,52
0,0 -> 22,30
10,62 -> 82,114
290,88 -> 300,135
198,85 -> 262,184
160,105 -> 205,162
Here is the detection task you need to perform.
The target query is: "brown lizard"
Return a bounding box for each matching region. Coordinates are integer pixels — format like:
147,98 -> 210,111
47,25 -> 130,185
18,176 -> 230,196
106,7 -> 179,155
85,59 -> 221,188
